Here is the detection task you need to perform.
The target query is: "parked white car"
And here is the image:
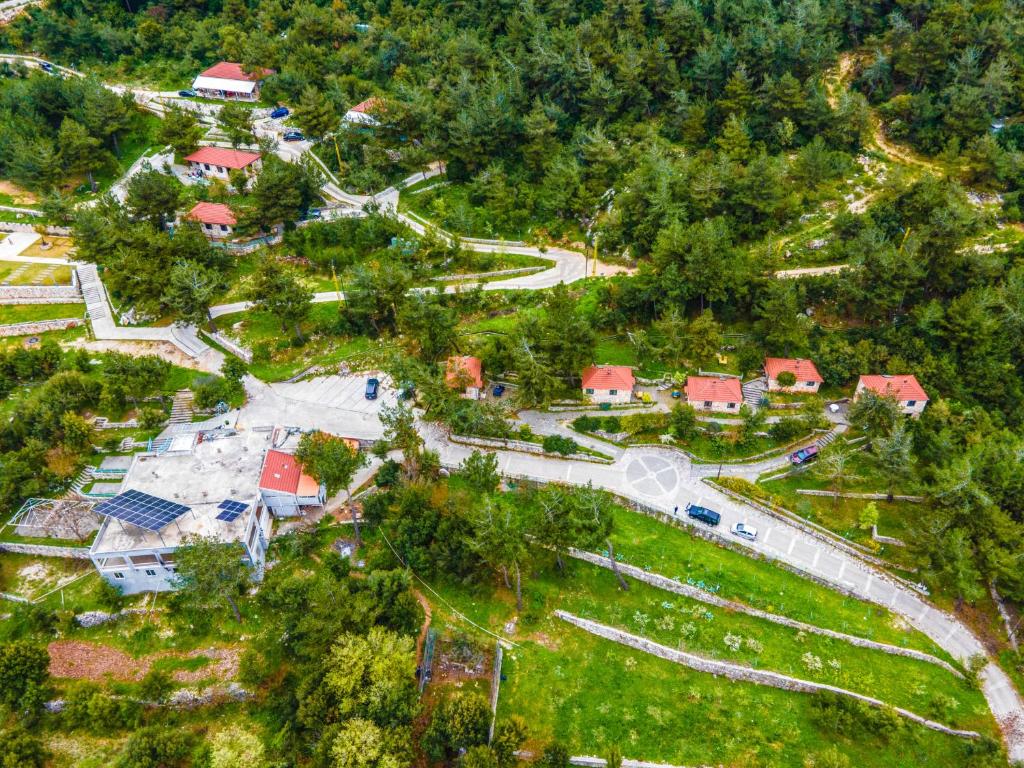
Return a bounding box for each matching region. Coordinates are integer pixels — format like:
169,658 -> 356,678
731,522 -> 758,541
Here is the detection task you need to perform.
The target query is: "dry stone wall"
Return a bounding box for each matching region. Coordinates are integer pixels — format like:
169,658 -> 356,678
555,610 -> 979,740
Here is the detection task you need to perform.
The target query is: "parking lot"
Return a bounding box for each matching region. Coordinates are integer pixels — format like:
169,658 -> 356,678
238,373 -> 397,440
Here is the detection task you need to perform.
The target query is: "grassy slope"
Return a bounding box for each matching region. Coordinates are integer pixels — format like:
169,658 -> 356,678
0,303 -> 85,325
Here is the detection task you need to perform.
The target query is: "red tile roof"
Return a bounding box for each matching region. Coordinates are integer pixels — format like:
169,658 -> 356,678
446,356 -> 483,389
685,376 -> 742,403
764,357 -> 823,384
857,375 -> 928,402
186,202 -> 236,227
259,450 -> 317,495
581,365 -> 635,391
184,146 -> 261,169
349,97 -> 382,114
199,62 -> 274,82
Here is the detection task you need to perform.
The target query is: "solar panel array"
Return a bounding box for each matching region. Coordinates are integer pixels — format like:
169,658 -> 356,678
215,499 -> 248,523
94,489 -> 190,532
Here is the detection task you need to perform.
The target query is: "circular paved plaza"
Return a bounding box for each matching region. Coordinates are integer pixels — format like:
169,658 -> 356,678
624,452 -> 682,500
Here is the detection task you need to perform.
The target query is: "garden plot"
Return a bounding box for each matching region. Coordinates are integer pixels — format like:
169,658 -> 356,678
0,553 -> 93,601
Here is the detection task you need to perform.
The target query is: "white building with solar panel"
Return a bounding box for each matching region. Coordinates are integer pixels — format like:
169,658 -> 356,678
89,429 -> 279,594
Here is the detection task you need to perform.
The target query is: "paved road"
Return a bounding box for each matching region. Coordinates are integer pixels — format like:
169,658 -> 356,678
774,264 -> 851,279
414,424 -> 1024,759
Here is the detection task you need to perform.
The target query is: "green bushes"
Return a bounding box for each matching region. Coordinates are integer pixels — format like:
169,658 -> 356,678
571,415 -> 622,433
542,435 -> 578,455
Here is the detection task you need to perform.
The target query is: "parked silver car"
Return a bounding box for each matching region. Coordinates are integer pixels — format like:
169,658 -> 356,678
731,522 -> 758,541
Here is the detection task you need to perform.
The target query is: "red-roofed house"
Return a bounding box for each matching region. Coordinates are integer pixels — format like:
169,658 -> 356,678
185,202 -> 237,240
764,357 -> 823,393
184,147 -> 262,181
446,356 -> 483,400
855,375 -> 929,416
582,365 -> 635,404
257,449 -> 325,517
685,376 -> 742,413
192,62 -> 274,101
344,97 -> 383,126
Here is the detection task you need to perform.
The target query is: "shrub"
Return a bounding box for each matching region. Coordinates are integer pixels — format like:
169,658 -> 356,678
138,669 -> 174,704
572,415 -> 601,432
541,435 -> 578,455
138,407 -> 166,430
768,418 -> 806,442
602,415 -> 621,432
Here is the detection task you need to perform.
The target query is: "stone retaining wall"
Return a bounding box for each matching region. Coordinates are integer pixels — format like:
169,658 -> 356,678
450,433 -> 613,464
567,548 -> 960,676
207,331 -> 253,363
796,489 -> 924,502
0,542 -> 91,559
431,266 -> 545,282
0,285 -> 81,301
0,318 -> 83,337
0,222 -> 72,236
555,611 -> 978,740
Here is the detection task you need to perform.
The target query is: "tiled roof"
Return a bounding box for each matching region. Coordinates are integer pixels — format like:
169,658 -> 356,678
259,450 -> 316,495
685,376 -> 742,403
186,202 -> 236,226
764,357 -> 823,384
446,356 -> 483,389
581,365 -> 635,391
198,62 -> 273,82
857,375 -> 928,402
184,146 -> 261,169
349,97 -> 382,114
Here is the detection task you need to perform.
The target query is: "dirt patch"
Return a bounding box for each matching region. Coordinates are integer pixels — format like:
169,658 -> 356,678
0,180 -> 39,205
63,339 -> 206,370
48,640 -> 241,683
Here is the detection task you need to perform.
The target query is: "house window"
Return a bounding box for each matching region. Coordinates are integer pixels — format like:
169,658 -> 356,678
585,388 -> 594,394
727,402 -> 736,409
704,401 -> 712,408
203,163 -> 211,170
220,224 -> 228,232
113,572 -> 124,580
217,166 -> 225,173
906,400 -> 916,407
805,381 -> 814,387
204,223 -> 212,230
609,389 -> 617,395
145,569 -> 157,577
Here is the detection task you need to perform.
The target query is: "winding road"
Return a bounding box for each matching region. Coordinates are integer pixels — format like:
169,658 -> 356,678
4,52 -> 1024,761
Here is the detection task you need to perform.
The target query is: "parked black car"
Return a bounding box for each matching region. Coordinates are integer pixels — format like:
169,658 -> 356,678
685,503 -> 721,527
365,378 -> 379,400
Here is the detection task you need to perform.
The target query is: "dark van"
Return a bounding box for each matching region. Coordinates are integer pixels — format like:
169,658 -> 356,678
365,377 -> 380,400
685,503 -> 721,527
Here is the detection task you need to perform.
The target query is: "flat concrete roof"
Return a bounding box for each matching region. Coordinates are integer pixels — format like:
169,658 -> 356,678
98,456 -> 133,472
91,429 -> 285,555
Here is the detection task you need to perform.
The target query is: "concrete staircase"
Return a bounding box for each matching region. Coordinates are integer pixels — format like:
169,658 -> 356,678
816,428 -> 842,448
168,390 -> 194,425
742,377 -> 767,408
77,264 -> 113,327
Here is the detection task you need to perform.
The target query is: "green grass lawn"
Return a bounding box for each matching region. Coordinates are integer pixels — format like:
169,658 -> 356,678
216,304 -> 389,381
0,260 -> 73,286
606,505 -> 937,652
401,175 -> 587,244
0,303 -> 85,325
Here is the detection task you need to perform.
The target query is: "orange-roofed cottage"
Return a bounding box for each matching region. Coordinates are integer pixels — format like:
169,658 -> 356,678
192,62 -> 274,101
685,376 -> 742,413
855,375 -> 929,416
184,147 -> 262,182
258,449 -> 326,517
446,356 -> 483,400
582,365 -> 635,405
344,97 -> 383,126
186,202 -> 236,240
765,357 -> 823,393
